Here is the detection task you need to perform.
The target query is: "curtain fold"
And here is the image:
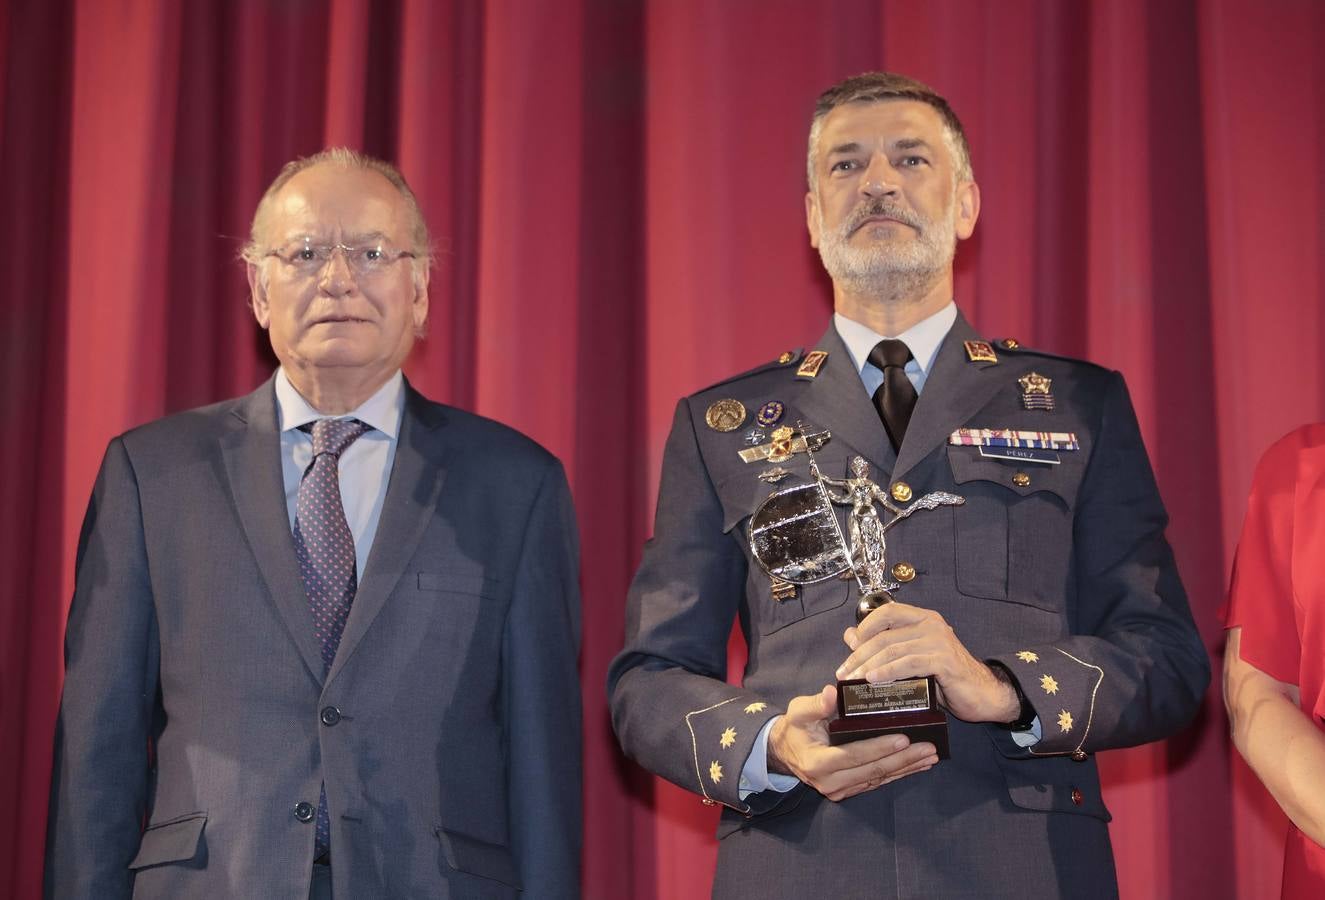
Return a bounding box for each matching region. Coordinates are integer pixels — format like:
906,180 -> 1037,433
2,1 -> 1321,897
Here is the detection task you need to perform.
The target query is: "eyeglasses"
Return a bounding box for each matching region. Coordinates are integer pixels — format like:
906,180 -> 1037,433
265,240 -> 417,278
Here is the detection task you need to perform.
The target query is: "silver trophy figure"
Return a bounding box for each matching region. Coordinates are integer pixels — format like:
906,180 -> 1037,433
811,453 -> 964,622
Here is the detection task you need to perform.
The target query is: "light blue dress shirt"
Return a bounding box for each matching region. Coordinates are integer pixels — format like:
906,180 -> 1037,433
274,368 -> 405,579
831,302 -> 957,397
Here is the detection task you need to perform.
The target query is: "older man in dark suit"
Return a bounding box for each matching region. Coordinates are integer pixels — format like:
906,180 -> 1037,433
45,149 -> 581,899
609,72 -> 1208,898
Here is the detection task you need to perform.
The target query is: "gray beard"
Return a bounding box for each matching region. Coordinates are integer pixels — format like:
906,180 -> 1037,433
816,200 -> 957,300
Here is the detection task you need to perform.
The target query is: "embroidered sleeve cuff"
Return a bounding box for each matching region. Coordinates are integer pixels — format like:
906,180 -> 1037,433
685,696 -> 783,811
990,646 -> 1102,760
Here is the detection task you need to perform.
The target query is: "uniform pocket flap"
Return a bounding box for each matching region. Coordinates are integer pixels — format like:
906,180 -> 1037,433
129,811 -> 207,870
716,470 -> 782,534
993,751 -> 1111,822
435,827 -> 522,888
947,446 -> 1080,509
1005,781 -> 1110,821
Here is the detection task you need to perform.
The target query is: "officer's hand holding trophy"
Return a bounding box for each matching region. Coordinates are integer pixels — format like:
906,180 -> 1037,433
751,426 -> 1018,798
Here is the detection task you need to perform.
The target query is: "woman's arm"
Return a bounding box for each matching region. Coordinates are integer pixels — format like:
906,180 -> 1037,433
1225,626 -> 1325,845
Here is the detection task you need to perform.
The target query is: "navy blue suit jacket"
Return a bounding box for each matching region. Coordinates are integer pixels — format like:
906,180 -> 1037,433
47,377 -> 582,899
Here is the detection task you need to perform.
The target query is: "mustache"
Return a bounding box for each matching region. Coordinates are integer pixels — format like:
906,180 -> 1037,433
843,201 -> 924,235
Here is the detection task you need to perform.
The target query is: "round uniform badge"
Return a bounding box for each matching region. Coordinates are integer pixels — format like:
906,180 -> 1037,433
755,401 -> 785,427
705,399 -> 747,432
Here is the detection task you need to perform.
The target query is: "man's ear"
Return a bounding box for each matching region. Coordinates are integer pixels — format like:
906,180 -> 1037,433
805,190 -> 821,249
411,263 -> 430,337
955,180 -> 980,241
247,262 -> 271,329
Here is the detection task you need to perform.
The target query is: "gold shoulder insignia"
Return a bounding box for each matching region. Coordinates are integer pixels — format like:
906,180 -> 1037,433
796,351 -> 828,378
964,340 -> 998,363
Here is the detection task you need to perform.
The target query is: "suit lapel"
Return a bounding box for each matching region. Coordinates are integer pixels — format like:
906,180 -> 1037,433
219,378 -> 327,683
326,385 -> 451,686
792,324 -> 897,478
893,310 -> 1003,482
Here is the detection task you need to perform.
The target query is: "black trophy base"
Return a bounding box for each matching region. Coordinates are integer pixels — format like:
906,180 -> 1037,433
828,676 -> 951,759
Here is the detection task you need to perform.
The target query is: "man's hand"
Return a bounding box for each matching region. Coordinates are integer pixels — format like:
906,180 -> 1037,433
767,685 -> 938,801
835,601 -> 1021,724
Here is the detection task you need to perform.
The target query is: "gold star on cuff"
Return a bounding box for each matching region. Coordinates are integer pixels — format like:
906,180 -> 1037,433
1040,675 -> 1059,695
1057,710 -> 1074,732
744,702 -> 767,714
720,727 -> 737,749
709,761 -> 724,783
1016,651 -> 1039,664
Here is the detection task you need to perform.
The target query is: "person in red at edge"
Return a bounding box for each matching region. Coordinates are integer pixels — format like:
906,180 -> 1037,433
1224,424 -> 1325,896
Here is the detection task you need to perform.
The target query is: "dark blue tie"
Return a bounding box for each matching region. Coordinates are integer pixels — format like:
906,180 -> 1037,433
293,417 -> 369,860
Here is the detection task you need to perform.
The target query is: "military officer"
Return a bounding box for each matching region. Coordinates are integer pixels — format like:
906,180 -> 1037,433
608,72 -> 1208,898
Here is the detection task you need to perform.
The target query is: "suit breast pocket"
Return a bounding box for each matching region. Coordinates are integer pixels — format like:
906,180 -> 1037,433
417,569 -> 505,601
948,447 -> 1081,614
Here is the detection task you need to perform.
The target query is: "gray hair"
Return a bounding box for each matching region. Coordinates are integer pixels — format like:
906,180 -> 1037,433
806,72 -> 974,189
240,147 -> 434,268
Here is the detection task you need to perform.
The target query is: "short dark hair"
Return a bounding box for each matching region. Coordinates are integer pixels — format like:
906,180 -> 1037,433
807,72 -> 973,187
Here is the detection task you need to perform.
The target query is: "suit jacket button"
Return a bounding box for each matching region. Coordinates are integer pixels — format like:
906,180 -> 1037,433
320,706 -> 342,726
1070,788 -> 1083,806
890,482 -> 912,502
891,562 -> 916,583
294,801 -> 316,822
1012,471 -> 1030,487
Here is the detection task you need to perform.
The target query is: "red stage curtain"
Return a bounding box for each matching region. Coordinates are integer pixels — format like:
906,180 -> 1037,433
2,1 -> 1321,897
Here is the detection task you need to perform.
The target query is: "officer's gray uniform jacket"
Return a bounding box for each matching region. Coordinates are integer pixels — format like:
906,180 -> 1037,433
608,312 -> 1209,899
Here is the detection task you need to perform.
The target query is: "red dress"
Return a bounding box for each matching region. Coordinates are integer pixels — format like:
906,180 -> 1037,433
1225,424 -> 1325,896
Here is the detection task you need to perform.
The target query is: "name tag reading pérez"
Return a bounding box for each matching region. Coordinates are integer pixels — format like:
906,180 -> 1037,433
978,445 -> 1060,465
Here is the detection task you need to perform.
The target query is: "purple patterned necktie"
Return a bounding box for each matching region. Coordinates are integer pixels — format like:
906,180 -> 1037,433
293,417 -> 369,860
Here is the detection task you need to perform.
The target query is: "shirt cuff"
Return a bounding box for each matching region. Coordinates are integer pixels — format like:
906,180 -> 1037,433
1010,716 -> 1042,748
738,716 -> 801,799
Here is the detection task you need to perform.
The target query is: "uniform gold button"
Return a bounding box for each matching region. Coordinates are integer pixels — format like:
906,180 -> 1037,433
701,798 -> 716,806
1001,338 -> 1020,350
1071,749 -> 1087,762
1012,472 -> 1030,487
891,562 -> 916,582
1070,788 -> 1083,806
777,351 -> 794,364
891,482 -> 912,502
